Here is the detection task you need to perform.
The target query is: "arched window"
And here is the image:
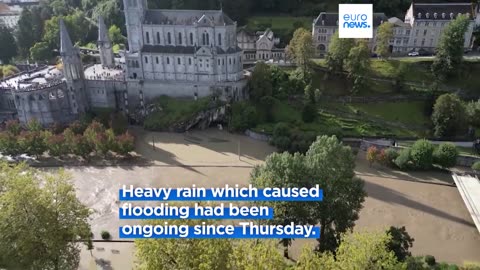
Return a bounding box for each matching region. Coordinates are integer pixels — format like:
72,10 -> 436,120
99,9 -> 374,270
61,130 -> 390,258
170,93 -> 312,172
189,58 -> 192,65
156,57 -> 159,64
167,57 -> 170,64
206,33 -> 210,45
202,33 -> 206,45
156,32 -> 160,44
177,58 -> 181,65
146,32 -> 150,44
218,33 -> 222,46
190,33 -> 194,45
168,32 -> 172,44
178,32 -> 182,45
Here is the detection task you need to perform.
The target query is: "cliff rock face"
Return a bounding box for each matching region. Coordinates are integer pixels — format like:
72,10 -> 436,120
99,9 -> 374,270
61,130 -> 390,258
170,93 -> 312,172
171,106 -> 226,132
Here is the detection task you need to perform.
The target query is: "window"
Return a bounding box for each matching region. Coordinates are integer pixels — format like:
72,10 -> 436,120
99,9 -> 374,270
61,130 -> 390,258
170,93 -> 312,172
229,58 -> 232,65
178,32 -> 182,45
415,29 -> 419,36
168,32 -> 172,44
421,39 -> 425,46
189,58 -> 192,65
406,30 -> 410,35
218,33 -> 222,46
157,32 -> 160,44
190,33 -> 194,45
413,39 -> 417,45
167,57 -> 170,64
156,57 -> 159,64
146,32 -> 150,44
178,58 -> 181,64
144,56 -> 148,64
423,29 -> 427,36
218,59 -> 220,65
233,58 -> 236,64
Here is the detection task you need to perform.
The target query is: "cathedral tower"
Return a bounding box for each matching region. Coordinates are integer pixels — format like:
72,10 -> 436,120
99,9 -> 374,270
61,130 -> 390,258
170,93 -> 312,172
123,0 -> 147,53
98,16 -> 115,67
59,19 -> 89,114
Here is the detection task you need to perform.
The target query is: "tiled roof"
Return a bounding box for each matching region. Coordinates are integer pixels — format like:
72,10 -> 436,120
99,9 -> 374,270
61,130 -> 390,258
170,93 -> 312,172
144,9 -> 234,26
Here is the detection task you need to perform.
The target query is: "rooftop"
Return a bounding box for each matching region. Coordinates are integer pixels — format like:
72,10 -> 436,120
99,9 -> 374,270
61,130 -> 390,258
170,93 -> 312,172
314,12 -> 388,27
144,9 -> 235,26
411,3 -> 475,20
84,64 -> 125,81
0,66 -> 64,92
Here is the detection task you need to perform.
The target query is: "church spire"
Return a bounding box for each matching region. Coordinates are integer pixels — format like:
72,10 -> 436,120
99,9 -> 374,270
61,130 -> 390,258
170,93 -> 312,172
98,16 -> 110,43
59,19 -> 75,55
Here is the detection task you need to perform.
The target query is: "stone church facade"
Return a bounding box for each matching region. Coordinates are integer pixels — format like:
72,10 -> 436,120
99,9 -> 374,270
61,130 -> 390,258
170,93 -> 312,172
0,2 -> 247,126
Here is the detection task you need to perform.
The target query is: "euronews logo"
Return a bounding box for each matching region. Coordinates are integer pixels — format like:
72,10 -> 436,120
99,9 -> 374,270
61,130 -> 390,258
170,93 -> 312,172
343,14 -> 371,29
339,4 -> 373,38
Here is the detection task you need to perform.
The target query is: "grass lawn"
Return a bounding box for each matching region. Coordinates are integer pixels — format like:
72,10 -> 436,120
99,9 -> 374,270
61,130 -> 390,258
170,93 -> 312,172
247,16 -> 312,31
345,101 -> 430,127
252,99 -> 421,138
143,96 -> 215,131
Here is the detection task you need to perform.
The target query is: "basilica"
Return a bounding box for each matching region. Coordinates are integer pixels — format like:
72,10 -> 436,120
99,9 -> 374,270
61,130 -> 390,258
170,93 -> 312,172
0,1 -> 247,126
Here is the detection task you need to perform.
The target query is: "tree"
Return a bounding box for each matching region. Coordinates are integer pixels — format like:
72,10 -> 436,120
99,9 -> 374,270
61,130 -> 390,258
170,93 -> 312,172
72,135 -> 94,161
248,62 -> 273,102
345,40 -> 371,95
16,8 -> 36,57
325,32 -> 355,73
108,24 -> 125,45
376,22 -> 394,58
0,162 -> 91,269
432,94 -> 467,137
432,14 -> 470,81
19,131 -> 48,158
229,240 -> 288,270
287,28 -> 313,73
465,99 -> 480,127
386,226 -> 414,262
0,27 -> 17,64
433,143 -> 459,168
135,219 -> 233,270
30,41 -> 52,61
295,231 -> 404,270
250,136 -> 366,255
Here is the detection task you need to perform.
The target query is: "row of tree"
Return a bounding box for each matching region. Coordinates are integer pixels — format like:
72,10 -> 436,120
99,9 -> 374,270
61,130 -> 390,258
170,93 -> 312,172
0,119 -> 134,160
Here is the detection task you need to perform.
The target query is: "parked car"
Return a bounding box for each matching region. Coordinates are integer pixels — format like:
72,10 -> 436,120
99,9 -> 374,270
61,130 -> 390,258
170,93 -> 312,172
408,51 -> 420,57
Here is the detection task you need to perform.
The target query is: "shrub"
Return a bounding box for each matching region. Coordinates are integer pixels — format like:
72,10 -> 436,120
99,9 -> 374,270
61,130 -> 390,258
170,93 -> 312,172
395,148 -> 412,170
230,103 -> 258,131
424,255 -> 436,266
115,132 -> 135,156
472,162 -> 480,171
69,121 -> 86,135
273,123 -> 291,138
47,134 -> 68,157
366,146 -> 379,167
101,230 -> 111,240
376,149 -> 388,166
410,139 -> 434,170
49,123 -> 66,134
433,143 -> 458,168
19,131 -> 47,158
110,113 -> 128,135
302,102 -> 317,123
5,119 -> 21,136
384,148 -> 399,167
272,136 -> 291,152
0,132 -> 22,156
72,135 -> 93,161
432,94 -> 466,137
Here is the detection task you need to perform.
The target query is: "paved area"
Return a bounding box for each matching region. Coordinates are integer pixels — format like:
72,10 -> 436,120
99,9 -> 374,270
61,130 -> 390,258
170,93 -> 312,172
452,174 -> 480,234
38,130 -> 480,268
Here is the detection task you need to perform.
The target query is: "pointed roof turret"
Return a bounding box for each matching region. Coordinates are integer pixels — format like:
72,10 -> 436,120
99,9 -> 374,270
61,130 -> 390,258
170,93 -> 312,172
59,19 -> 75,55
98,16 -> 110,43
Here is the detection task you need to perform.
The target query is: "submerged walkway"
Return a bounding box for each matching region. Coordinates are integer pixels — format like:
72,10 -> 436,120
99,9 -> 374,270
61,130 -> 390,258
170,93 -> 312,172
452,173 -> 480,234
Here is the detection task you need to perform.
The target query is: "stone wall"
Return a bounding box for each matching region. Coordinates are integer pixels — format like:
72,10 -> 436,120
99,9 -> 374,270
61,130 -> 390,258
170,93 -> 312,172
245,130 -> 271,142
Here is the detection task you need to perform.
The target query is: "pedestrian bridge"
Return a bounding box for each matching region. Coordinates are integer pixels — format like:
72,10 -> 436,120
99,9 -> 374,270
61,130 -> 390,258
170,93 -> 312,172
452,173 -> 480,234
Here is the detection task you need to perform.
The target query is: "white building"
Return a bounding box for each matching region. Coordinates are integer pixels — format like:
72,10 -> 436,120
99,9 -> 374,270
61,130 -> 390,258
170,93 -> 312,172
123,0 -> 246,101
312,12 -> 388,57
0,3 -> 21,29
237,28 -> 286,63
313,2 -> 480,57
